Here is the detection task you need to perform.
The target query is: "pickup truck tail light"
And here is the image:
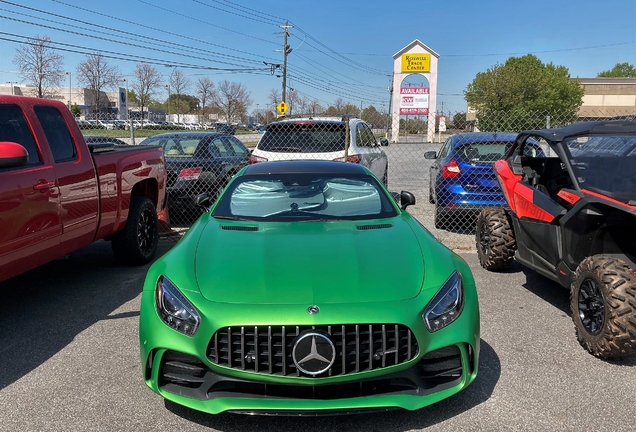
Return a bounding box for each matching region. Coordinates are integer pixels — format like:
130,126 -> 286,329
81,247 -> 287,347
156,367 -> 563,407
178,167 -> 202,180
333,154 -> 362,164
249,154 -> 268,164
441,159 -> 461,178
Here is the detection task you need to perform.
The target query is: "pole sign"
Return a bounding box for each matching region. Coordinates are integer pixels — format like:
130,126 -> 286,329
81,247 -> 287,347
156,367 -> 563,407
399,86 -> 429,115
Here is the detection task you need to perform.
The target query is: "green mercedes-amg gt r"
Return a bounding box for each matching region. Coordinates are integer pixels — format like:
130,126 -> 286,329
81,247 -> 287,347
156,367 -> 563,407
139,160 -> 480,415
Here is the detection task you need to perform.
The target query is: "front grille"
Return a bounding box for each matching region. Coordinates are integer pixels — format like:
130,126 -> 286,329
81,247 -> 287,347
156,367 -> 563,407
207,324 -> 418,378
158,345 -> 467,403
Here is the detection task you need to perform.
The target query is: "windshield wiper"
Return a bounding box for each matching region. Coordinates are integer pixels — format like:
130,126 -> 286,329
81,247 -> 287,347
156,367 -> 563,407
214,215 -> 251,221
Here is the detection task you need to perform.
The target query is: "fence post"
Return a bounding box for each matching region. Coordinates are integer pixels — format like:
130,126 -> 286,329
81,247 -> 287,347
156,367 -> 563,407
546,115 -> 551,129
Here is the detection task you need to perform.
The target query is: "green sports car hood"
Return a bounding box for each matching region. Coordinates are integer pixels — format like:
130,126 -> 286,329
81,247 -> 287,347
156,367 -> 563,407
194,218 -> 425,304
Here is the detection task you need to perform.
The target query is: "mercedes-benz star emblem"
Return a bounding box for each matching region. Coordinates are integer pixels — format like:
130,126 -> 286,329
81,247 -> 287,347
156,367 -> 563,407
307,305 -> 320,314
292,331 -> 336,376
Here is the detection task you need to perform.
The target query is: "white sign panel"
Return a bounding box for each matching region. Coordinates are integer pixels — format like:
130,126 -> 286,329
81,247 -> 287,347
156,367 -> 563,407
399,86 -> 429,115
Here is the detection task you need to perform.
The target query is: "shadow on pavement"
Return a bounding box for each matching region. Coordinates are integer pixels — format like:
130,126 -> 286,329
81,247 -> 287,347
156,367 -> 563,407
165,339 -> 501,432
0,239 -> 174,391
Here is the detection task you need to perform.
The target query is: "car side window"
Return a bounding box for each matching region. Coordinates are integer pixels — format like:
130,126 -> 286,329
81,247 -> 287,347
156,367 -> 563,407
225,137 -> 249,156
210,138 -> 229,157
438,138 -> 452,159
0,104 -> 42,165
356,124 -> 374,147
34,106 -> 77,162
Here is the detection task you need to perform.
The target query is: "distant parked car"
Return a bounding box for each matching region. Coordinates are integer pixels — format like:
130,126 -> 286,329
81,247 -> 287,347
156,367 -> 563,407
139,132 -> 250,223
250,115 -> 389,186
425,132 -> 545,229
216,124 -> 236,135
83,135 -> 129,146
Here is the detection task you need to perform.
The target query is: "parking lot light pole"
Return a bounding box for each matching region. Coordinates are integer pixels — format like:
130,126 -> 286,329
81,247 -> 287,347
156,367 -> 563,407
121,79 -> 135,145
65,72 -> 71,109
164,84 -> 170,122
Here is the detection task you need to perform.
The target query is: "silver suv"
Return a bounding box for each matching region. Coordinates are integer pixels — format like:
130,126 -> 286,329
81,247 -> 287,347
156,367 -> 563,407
249,116 -> 389,186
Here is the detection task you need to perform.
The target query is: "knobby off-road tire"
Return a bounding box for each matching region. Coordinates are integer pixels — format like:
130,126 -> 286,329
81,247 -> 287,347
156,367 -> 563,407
571,255 -> 636,359
475,207 -> 516,271
112,196 -> 159,266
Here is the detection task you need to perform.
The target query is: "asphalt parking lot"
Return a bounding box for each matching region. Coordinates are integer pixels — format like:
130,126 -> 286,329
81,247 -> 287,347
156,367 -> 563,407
1,236 -> 634,432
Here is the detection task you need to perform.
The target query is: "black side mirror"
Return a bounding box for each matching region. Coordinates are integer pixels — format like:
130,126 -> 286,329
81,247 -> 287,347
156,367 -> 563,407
424,151 -> 437,159
379,138 -> 389,147
195,193 -> 212,211
400,191 -> 416,210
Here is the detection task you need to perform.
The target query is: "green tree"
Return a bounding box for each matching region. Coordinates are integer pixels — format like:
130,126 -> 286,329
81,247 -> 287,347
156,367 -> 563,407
597,62 -> 636,78
361,105 -> 386,129
452,112 -> 467,129
464,54 -> 584,131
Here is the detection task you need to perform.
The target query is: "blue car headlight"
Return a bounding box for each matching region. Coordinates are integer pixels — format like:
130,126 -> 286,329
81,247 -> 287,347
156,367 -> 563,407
155,275 -> 201,336
423,271 -> 464,332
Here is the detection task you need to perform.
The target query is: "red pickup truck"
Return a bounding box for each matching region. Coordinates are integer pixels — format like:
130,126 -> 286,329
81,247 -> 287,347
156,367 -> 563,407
0,96 -> 167,283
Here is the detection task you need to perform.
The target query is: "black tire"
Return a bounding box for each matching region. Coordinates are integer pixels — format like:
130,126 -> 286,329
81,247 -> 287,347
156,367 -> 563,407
570,255 -> 636,359
434,205 -> 449,230
111,196 -> 159,265
429,186 -> 435,204
475,207 -> 516,270
381,168 -> 388,189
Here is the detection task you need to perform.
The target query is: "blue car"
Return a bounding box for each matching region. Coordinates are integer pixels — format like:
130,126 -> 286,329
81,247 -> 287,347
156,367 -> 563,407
425,132 -> 544,229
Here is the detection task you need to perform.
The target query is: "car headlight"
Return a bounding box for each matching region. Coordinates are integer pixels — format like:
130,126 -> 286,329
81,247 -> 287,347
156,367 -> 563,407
423,271 -> 464,332
155,275 -> 201,336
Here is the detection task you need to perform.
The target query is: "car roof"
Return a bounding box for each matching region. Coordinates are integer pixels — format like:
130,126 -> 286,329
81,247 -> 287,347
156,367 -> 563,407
141,132 -> 230,140
451,132 -> 518,145
519,120 -> 636,142
243,160 -> 369,176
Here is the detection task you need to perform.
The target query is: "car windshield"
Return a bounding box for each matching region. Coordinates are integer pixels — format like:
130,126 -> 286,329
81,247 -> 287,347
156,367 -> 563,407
565,134 -> 636,200
213,173 -> 397,221
258,122 -> 345,153
456,142 -> 513,164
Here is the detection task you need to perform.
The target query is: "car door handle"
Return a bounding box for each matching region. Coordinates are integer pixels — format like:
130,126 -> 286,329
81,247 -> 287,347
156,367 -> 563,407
33,180 -> 56,191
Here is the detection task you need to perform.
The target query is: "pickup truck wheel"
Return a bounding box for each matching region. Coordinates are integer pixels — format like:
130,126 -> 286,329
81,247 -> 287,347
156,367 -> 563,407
571,255 -> 636,359
112,197 -> 158,265
475,207 -> 516,270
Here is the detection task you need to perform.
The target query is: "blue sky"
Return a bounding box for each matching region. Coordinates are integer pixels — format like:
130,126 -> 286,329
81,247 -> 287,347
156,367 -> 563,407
1,0 -> 635,114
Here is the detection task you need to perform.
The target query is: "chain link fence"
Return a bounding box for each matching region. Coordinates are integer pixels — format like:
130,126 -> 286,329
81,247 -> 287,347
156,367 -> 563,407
75,108 -> 634,250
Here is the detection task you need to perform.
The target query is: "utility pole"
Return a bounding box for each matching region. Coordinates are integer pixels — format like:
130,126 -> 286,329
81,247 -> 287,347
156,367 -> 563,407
281,21 -> 293,104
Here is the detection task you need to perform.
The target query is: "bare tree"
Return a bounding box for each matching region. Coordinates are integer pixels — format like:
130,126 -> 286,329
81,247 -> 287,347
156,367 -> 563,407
334,98 -> 346,113
76,53 -> 122,114
195,77 -> 215,124
169,70 -> 191,123
132,63 -> 162,125
13,35 -> 65,98
212,80 -> 252,124
268,88 -> 281,111
309,99 -> 323,116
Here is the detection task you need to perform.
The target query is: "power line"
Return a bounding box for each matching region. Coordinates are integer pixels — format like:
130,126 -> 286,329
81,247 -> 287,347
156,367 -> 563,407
1,32 -> 270,73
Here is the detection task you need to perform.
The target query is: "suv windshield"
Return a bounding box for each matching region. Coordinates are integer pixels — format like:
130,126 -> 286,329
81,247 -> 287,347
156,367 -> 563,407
213,173 -> 397,221
258,122 -> 345,153
565,134 -> 636,201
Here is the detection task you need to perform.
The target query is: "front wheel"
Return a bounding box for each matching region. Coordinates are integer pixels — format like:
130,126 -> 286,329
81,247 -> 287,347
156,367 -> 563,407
475,207 -> 516,270
571,255 -> 636,359
112,196 -> 159,265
